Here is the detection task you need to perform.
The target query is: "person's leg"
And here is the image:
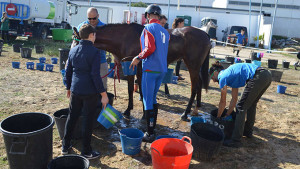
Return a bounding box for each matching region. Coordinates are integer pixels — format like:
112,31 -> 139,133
81,94 -> 98,155
232,69 -> 272,142
63,93 -> 83,151
152,72 -> 166,131
100,62 -> 108,90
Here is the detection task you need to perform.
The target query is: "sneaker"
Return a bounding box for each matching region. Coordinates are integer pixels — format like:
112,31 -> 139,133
61,144 -> 72,155
81,151 -> 101,160
223,139 -> 242,148
142,132 -> 155,143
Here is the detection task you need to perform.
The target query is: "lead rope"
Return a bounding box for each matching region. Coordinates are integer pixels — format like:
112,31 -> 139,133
101,64 -> 120,99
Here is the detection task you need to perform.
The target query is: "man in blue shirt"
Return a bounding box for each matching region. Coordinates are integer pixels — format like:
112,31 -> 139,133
77,7 -> 108,90
63,24 -> 109,159
210,62 -> 271,148
130,4 -> 170,142
230,28 -> 245,57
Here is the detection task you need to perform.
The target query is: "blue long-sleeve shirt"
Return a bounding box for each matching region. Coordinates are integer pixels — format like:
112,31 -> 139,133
65,40 -> 105,95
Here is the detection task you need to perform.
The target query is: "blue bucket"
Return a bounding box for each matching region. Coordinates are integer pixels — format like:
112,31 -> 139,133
39,57 -> 46,63
277,85 -> 287,94
110,63 -> 115,69
191,116 -> 206,126
235,58 -> 242,63
97,104 -> 122,129
172,76 -> 178,84
156,135 -> 178,140
51,58 -> 58,64
252,60 -> 261,67
119,128 -> 144,155
162,68 -> 174,84
60,69 -> 67,86
46,64 -> 54,72
36,63 -> 44,71
12,62 -> 20,69
26,62 -> 34,69
121,61 -> 136,76
108,69 -> 114,78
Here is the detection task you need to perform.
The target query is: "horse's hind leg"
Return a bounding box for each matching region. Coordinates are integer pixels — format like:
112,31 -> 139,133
123,75 -> 134,118
193,77 -> 203,115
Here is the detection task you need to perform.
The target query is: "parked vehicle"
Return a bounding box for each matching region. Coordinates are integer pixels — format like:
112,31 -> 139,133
222,26 -> 248,46
0,0 -> 72,40
200,17 -> 217,40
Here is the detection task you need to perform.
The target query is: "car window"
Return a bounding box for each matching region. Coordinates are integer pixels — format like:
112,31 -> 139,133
230,26 -> 248,37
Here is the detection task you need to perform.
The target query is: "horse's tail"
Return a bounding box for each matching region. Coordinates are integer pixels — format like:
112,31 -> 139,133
200,49 -> 210,91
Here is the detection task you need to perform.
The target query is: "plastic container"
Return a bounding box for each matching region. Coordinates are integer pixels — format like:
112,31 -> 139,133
268,59 -> 278,69
52,29 -> 73,42
0,112 -> 54,169
252,60 -> 261,67
39,57 -> 46,63
234,57 -> 242,63
119,128 -> 144,155
35,45 -> 44,54
110,63 -> 115,69
191,116 -> 206,126
59,48 -> 70,71
156,135 -> 178,140
60,69 -> 67,86
48,155 -> 89,169
162,68 -> 174,84
151,136 -> 193,169
277,85 -> 287,94
97,104 -> 122,129
20,48 -> 32,58
190,123 -> 224,161
12,62 -> 20,69
121,61 -> 137,76
172,76 -> 178,84
36,63 -> 44,71
51,58 -> 58,64
220,61 -> 231,69
107,68 -> 115,78
13,44 -> 23,53
282,61 -> 290,69
210,109 -> 235,139
26,62 -> 34,70
225,56 -> 235,64
46,64 -> 54,72
251,52 -> 261,61
245,59 -> 252,63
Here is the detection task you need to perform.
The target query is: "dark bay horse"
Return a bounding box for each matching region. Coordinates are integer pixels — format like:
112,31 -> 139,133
73,23 -> 211,121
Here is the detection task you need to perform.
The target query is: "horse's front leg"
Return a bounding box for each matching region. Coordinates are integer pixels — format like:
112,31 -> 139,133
192,79 -> 202,116
123,75 -> 134,118
136,63 -> 146,120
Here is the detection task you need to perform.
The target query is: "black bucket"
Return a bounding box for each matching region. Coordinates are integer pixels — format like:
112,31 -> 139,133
220,61 -> 232,69
13,44 -> 23,53
48,155 -> 89,169
210,109 -> 235,140
225,56 -> 235,64
245,59 -> 251,63
251,52 -> 261,61
59,48 -> 70,71
0,112 -> 54,169
282,61 -> 290,69
35,45 -> 45,54
268,59 -> 278,69
21,48 -> 32,58
190,123 -> 224,161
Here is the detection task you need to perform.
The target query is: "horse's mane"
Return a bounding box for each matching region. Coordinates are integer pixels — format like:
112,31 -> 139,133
97,23 -> 144,30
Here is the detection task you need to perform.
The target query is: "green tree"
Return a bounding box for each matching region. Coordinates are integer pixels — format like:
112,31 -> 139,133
130,2 -> 147,7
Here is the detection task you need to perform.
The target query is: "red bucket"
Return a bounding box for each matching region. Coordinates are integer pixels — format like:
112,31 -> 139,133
150,136 -> 193,169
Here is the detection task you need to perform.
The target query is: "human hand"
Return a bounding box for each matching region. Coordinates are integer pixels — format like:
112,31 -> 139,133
67,90 -> 71,98
129,56 -> 140,71
101,95 -> 109,110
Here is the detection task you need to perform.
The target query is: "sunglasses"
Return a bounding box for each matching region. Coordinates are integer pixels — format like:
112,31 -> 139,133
88,17 -> 97,20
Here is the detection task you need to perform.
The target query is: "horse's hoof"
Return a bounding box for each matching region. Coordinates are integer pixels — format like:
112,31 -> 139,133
180,113 -> 190,122
165,94 -> 171,98
122,112 -> 130,119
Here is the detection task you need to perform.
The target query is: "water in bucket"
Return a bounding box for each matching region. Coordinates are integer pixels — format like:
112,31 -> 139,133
151,136 -> 193,169
121,61 -> 137,76
119,128 -> 144,155
97,104 -> 122,129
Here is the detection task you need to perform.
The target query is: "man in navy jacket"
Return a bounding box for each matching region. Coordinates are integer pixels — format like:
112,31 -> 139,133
62,24 -> 108,159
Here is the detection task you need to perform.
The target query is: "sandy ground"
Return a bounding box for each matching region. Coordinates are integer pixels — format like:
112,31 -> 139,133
0,44 -> 299,169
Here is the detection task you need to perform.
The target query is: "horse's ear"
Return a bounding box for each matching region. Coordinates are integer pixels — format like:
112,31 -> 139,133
73,27 -> 80,39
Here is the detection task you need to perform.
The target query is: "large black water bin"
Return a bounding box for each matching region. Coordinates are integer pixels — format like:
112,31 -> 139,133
59,48 -> 70,71
190,123 -> 224,161
0,112 -> 54,169
48,155 -> 89,169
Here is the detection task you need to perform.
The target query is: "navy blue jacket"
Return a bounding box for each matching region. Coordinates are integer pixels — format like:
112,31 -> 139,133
65,40 -> 105,95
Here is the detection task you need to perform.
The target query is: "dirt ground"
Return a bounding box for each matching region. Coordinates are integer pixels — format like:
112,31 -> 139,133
0,44 -> 299,169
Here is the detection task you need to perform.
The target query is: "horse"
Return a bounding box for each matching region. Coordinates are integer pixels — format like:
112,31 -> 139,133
72,23 -> 211,121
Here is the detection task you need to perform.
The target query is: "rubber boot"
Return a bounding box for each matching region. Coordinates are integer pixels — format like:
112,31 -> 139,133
143,109 -> 156,143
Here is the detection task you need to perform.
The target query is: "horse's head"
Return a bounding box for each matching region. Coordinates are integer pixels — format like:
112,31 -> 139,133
71,27 -> 81,48
208,21 -> 217,29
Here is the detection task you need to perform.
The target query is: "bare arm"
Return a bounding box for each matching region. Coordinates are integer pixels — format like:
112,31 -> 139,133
1,17 -> 5,23
218,86 -> 227,117
227,88 -> 238,116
